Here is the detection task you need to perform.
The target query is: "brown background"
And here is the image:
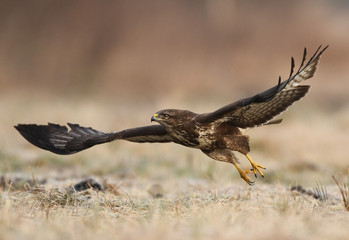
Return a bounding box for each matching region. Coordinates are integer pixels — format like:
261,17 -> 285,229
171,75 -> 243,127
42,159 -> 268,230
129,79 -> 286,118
0,0 -> 348,108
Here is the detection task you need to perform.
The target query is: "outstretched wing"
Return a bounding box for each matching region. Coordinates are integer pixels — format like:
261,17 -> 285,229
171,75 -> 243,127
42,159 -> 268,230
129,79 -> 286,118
15,123 -> 173,155
198,45 -> 328,128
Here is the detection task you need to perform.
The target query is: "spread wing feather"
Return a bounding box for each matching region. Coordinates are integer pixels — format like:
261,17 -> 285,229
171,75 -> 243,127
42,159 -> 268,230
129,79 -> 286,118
198,45 -> 328,127
14,123 -> 173,155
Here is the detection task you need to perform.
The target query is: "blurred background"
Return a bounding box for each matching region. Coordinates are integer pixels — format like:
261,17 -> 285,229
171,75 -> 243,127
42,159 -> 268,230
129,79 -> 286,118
1,0 -> 349,101
0,0 -> 348,185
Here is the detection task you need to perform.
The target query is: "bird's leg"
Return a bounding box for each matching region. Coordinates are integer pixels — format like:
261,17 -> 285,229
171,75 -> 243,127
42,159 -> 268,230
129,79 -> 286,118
232,162 -> 254,185
200,149 -> 255,185
245,154 -> 266,178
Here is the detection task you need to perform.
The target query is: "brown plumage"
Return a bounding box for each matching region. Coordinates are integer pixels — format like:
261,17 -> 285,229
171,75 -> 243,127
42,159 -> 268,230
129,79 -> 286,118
15,46 -> 328,185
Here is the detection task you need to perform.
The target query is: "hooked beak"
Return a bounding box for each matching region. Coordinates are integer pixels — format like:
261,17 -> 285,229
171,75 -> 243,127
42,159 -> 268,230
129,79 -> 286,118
151,113 -> 159,122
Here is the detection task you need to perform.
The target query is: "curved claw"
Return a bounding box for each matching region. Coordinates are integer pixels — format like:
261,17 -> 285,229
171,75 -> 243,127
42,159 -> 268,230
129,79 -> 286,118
241,172 -> 254,185
247,180 -> 255,186
235,166 -> 255,185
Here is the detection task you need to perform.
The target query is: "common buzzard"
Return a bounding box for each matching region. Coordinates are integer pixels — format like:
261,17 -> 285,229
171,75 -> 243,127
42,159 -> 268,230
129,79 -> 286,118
15,46 -> 328,185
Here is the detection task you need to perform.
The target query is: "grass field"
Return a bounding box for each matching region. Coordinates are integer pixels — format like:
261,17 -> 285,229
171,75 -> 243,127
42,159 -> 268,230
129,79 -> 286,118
1,95 -> 349,240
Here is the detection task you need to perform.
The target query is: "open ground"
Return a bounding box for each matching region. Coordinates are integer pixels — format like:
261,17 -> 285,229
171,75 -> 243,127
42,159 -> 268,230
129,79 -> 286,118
1,96 -> 349,240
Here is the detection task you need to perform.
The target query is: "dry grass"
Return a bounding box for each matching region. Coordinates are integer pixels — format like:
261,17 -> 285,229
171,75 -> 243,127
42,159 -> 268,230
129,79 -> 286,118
1,94 -> 349,240
1,179 -> 348,240
333,172 -> 349,211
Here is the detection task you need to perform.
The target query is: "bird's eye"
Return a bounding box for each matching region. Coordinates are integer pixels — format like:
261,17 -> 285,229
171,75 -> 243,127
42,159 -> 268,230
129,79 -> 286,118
163,113 -> 170,119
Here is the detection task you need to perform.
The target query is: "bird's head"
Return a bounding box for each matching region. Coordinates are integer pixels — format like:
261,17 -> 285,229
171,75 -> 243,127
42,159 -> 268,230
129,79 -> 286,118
151,109 -> 196,128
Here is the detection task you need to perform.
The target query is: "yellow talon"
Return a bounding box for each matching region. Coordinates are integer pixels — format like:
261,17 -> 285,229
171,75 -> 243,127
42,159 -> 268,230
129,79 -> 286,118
245,154 -> 266,178
233,162 -> 254,185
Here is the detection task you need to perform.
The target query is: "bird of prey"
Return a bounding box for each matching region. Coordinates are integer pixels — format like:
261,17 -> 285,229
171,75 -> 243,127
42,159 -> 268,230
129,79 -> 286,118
15,46 -> 328,185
